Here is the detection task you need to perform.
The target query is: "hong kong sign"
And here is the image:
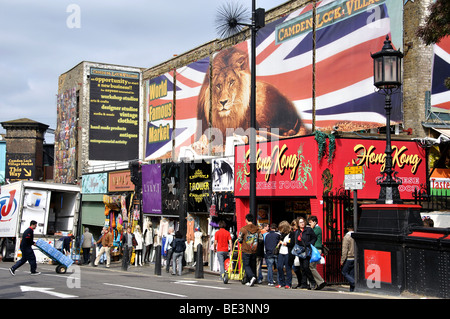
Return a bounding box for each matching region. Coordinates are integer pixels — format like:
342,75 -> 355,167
235,136 -> 426,200
235,136 -> 316,197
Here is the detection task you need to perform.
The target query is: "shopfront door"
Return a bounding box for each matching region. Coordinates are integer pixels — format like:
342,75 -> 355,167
322,188 -> 352,284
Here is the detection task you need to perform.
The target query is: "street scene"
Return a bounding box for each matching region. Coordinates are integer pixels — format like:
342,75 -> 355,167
1,0 -> 450,305
0,260 -> 398,300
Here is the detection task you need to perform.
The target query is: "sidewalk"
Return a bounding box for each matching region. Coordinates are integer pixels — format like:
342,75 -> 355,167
86,259 -> 219,277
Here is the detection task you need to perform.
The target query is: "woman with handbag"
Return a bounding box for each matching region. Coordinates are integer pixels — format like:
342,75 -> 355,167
276,221 -> 295,289
290,220 -> 303,289
295,218 -> 317,289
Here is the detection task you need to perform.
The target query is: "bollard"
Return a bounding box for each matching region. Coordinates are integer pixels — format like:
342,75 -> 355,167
121,246 -> 129,271
195,243 -> 203,278
90,245 -> 97,267
154,245 -> 162,276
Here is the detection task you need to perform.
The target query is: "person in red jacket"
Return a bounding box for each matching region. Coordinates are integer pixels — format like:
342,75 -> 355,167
214,220 -> 232,281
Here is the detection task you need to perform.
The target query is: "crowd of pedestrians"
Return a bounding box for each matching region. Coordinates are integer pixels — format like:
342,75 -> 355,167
236,214 -> 355,292
9,217 -> 355,292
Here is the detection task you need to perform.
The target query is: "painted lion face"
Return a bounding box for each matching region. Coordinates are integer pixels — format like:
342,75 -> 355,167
210,48 -> 250,130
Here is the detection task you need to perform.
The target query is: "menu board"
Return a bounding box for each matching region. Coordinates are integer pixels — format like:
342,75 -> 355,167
89,68 -> 140,161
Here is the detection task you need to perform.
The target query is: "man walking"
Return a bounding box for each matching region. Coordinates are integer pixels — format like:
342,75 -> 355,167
122,226 -> 136,269
10,220 -> 40,276
264,223 -> 280,286
94,227 -> 113,268
341,226 -> 355,292
80,227 -> 95,265
238,213 -> 262,287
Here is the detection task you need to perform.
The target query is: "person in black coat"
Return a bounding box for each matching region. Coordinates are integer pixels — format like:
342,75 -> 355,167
295,218 -> 317,289
9,220 -> 40,276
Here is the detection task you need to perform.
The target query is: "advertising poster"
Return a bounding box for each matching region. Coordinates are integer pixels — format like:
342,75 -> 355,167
430,36 -> 450,113
187,162 -> 211,213
311,0 -> 403,130
55,87 -> 77,183
145,58 -> 209,161
81,172 -> 108,194
145,73 -> 174,160
174,58 -> 210,159
161,163 -> 184,216
193,0 -> 403,154
212,158 -> 234,192
429,168 -> 450,196
89,68 -> 140,161
142,164 -> 162,215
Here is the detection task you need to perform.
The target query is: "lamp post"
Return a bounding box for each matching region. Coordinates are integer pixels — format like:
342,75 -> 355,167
216,1 -> 265,223
249,1 -> 265,224
371,35 -> 404,204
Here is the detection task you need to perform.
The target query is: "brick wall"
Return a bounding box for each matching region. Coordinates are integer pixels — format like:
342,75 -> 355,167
403,0 -> 434,138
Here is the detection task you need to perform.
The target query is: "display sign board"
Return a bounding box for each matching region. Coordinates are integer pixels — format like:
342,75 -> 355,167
142,164 -> 162,215
188,162 -> 211,213
235,136 -> 317,197
108,170 -> 134,192
89,68 -> 140,161
344,166 -> 363,190
5,154 -> 35,182
82,173 -> 108,194
235,136 -> 426,200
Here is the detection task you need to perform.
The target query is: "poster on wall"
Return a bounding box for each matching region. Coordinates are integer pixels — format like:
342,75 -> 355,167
257,204 -> 270,227
145,58 -> 209,161
430,36 -> 450,113
272,0 -> 403,131
174,58 -> 210,159
89,68 -> 140,161
55,87 -> 77,183
142,164 -> 162,214
82,173 -> 107,194
187,162 -> 211,213
161,163 -> 184,216
212,158 -> 234,192
189,0 -> 403,155
145,73 -> 174,160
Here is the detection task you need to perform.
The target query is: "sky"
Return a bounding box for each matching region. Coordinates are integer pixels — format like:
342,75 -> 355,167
0,0 -> 288,143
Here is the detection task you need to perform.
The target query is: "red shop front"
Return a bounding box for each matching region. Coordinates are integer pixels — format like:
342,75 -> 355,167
234,135 -> 427,231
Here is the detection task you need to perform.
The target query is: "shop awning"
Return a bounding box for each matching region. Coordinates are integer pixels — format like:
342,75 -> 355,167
432,127 -> 450,139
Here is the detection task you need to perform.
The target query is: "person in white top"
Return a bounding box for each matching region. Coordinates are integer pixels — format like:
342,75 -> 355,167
134,225 -> 144,266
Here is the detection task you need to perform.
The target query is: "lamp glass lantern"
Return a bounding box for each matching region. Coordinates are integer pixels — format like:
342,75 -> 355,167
371,35 -> 403,90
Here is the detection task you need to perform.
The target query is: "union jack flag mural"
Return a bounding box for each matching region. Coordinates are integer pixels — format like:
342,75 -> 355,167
145,0 -> 403,161
431,36 -> 450,113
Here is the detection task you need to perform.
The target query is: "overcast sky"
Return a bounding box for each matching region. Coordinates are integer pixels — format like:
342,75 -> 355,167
0,0 -> 288,142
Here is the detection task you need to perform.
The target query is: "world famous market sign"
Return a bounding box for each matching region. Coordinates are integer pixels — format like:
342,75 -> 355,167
235,136 -> 426,200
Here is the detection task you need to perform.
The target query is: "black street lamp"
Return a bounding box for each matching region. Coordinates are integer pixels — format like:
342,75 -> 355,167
216,1 -> 265,223
371,35 -> 404,204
